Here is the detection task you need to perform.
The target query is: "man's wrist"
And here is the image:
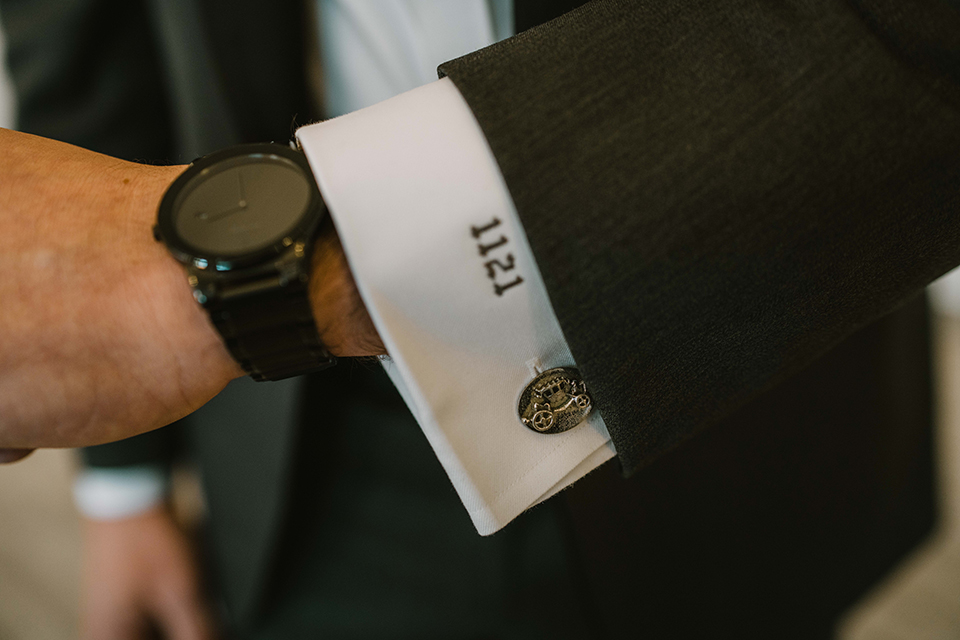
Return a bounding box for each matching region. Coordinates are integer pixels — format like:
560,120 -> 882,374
0,130 -> 241,450
145,165 -> 246,383
308,220 -> 385,357
153,154 -> 382,371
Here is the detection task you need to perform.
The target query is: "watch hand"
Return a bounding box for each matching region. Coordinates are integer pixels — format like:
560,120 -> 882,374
195,170 -> 249,222
196,201 -> 248,222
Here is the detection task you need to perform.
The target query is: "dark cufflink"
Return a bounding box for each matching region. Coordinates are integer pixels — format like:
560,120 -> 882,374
518,364 -> 593,434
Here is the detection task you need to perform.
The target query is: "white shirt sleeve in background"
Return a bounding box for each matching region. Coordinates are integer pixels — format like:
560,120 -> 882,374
73,466 -> 168,520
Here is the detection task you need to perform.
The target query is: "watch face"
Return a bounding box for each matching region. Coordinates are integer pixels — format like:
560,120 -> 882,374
169,151 -> 315,259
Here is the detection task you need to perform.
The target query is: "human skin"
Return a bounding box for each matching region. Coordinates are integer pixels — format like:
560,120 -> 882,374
0,128 -> 383,456
81,507 -> 218,640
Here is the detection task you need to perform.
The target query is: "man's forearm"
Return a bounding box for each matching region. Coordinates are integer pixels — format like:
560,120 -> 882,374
0,128 -> 377,453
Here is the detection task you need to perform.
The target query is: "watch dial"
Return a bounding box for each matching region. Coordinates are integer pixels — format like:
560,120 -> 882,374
173,154 -> 312,257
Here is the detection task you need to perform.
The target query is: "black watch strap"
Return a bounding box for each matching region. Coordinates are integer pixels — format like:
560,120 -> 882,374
205,274 -> 336,381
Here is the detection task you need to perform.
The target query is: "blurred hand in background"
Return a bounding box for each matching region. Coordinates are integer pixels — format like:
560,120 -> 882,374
81,506 -> 217,640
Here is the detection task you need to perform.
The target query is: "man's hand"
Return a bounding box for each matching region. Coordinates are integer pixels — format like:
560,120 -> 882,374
81,507 -> 218,640
0,448 -> 34,463
0,128 -> 241,451
0,128 -> 383,453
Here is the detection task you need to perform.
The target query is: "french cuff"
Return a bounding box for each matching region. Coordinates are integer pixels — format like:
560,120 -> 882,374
296,77 -> 614,536
73,465 -> 169,520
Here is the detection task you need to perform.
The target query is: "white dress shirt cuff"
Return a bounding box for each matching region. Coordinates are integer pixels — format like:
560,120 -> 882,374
73,465 -> 169,520
297,77 -> 614,536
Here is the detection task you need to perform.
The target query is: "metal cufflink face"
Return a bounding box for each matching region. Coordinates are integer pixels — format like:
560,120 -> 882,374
518,365 -> 593,434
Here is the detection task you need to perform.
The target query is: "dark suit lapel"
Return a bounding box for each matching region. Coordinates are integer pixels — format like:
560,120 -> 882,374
193,0 -> 318,142
145,0 -> 239,157
146,0 -> 314,622
187,377 -> 304,625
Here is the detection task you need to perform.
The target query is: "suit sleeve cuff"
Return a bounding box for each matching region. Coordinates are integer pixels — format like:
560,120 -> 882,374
296,77 -> 614,535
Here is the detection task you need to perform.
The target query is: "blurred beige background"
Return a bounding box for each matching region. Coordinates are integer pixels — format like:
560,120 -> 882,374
0,452 -> 81,639
1,12 -> 959,640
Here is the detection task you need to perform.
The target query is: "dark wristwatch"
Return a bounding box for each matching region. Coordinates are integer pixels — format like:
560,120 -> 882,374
154,143 -> 336,381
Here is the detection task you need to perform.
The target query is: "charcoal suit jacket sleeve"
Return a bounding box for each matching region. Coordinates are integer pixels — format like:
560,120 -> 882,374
439,0 -> 960,475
